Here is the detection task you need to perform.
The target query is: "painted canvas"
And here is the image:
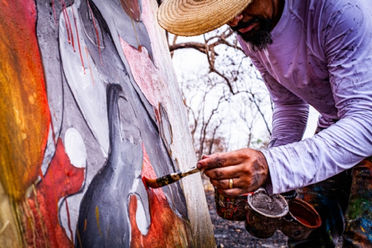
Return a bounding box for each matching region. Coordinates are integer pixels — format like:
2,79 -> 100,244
0,0 -> 215,247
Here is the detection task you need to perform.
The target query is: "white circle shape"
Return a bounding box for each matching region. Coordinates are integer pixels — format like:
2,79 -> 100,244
64,128 -> 87,168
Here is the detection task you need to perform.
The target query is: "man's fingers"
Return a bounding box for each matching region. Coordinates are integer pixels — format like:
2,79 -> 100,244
210,178 -> 244,196
220,188 -> 245,197
197,150 -> 248,170
198,155 -> 227,170
201,154 -> 211,159
204,166 -> 242,180
210,178 -> 240,189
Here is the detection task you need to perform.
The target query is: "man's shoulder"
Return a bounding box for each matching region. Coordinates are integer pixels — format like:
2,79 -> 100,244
292,0 -> 369,21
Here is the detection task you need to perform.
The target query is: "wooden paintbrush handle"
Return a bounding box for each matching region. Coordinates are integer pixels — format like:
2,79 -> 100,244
154,167 -> 200,187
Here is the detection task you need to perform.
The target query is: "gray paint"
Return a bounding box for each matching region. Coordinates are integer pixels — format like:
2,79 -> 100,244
34,0 -> 189,245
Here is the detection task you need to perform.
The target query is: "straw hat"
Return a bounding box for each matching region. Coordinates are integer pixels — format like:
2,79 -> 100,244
157,0 -> 252,36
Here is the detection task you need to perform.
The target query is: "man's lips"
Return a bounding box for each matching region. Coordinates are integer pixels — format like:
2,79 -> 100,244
230,17 -> 260,34
238,22 -> 259,33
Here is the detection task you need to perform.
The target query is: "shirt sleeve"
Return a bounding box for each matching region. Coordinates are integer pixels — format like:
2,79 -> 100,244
261,2 -> 372,194
245,46 -> 309,148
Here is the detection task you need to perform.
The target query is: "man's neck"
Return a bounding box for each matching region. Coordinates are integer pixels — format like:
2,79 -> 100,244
271,0 -> 285,30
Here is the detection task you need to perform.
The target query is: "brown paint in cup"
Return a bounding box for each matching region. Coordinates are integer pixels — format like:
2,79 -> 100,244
245,188 -> 289,238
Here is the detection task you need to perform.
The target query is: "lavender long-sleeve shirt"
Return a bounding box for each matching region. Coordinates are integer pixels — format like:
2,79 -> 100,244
239,0 -> 372,194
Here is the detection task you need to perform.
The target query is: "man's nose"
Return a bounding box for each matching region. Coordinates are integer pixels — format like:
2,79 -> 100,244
227,14 -> 243,27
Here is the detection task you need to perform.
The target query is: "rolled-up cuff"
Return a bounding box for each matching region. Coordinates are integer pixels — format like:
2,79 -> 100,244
260,148 -> 279,194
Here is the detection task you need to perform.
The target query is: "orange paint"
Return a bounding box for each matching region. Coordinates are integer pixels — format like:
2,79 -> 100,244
22,139 -> 85,247
0,0 -> 50,200
130,145 -> 192,247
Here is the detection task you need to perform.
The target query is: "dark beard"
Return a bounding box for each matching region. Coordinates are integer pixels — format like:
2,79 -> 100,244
230,17 -> 273,51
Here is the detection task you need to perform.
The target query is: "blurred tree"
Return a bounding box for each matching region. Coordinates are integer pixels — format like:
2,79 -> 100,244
168,26 -> 273,158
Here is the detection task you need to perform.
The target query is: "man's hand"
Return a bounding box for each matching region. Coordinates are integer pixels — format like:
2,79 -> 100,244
197,148 -> 269,197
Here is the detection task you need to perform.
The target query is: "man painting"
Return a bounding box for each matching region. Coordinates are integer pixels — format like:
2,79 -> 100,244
157,0 -> 372,247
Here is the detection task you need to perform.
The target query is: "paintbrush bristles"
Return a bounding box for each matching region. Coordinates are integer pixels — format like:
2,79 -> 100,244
144,167 -> 200,188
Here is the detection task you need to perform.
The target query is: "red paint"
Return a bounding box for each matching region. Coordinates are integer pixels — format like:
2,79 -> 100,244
119,0 -> 140,21
87,0 -> 103,63
63,4 -> 75,51
51,0 -> 57,23
0,0 -> 51,199
23,139 -> 85,247
154,108 -> 161,125
39,168 -> 45,180
129,144 -> 191,247
142,176 -> 149,190
67,9 -> 74,51
62,7 -> 71,45
72,10 -> 85,74
120,38 -> 163,108
140,144 -> 165,197
65,199 -> 74,242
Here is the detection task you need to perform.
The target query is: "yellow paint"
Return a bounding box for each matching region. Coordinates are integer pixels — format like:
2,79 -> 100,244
0,183 -> 21,248
76,230 -> 83,248
84,219 -> 87,232
95,206 -> 102,236
0,1 -> 50,200
28,93 -> 36,105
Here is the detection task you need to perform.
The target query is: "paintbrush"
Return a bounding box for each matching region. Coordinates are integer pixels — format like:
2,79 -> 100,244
143,167 -> 200,188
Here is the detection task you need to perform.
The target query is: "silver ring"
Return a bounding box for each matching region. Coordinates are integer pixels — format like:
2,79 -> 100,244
229,178 -> 233,189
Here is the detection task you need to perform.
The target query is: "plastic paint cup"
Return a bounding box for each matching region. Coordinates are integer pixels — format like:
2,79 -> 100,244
214,188 -> 248,221
245,188 -> 289,238
280,198 -> 322,240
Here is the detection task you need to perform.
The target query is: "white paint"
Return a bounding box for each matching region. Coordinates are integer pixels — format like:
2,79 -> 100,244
135,196 -> 149,235
59,193 -> 85,242
64,128 -> 87,168
60,127 -> 87,241
40,126 -> 56,175
59,6 -> 109,157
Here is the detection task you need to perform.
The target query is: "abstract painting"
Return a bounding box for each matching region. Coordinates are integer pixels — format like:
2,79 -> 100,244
0,0 -> 215,247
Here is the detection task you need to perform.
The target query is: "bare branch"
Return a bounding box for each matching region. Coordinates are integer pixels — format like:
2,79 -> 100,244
170,25 -> 272,155
169,42 -> 207,54
207,120 -> 223,155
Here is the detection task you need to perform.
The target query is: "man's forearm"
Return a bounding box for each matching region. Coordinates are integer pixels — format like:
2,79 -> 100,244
262,113 -> 372,194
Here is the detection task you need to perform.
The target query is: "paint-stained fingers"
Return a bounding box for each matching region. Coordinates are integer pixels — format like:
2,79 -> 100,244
203,166 -> 241,180
197,150 -> 249,170
198,155 -> 228,169
201,154 -> 211,159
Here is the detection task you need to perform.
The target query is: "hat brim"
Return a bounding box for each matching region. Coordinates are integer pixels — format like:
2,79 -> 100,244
157,0 -> 252,36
